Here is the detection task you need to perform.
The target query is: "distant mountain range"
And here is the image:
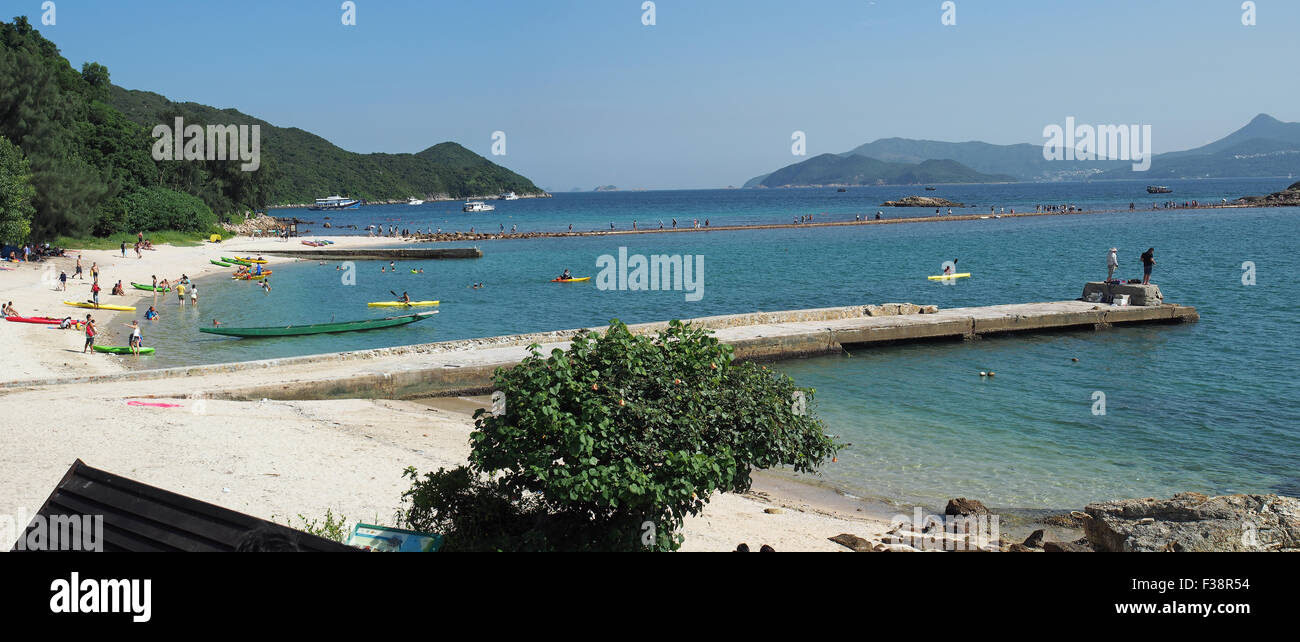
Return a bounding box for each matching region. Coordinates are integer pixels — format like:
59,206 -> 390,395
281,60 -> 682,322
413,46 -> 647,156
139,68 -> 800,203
745,114 -> 1300,187
109,86 -> 546,206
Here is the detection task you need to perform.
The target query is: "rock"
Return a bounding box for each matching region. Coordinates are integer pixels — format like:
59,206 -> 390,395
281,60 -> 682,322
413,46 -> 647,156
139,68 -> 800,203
1022,529 -> 1045,548
1081,281 -> 1164,306
734,543 -> 750,552
1041,511 -> 1090,529
945,497 -> 990,516
828,533 -> 875,552
760,544 -> 776,552
881,196 -> 965,207
864,302 -> 932,317
1083,492 -> 1300,552
1007,543 -> 1039,552
1043,541 -> 1094,552
763,508 -> 784,514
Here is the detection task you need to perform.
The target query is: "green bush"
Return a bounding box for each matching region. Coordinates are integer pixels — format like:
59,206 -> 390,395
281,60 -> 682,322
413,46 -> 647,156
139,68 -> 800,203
401,320 -> 839,551
97,185 -> 217,235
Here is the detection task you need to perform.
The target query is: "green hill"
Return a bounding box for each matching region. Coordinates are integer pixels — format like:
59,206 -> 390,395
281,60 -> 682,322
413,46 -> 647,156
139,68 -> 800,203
754,154 -> 1014,188
108,86 -> 545,207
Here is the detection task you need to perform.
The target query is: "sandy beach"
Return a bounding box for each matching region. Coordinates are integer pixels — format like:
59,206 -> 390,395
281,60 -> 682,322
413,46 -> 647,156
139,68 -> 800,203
1,237 -> 898,551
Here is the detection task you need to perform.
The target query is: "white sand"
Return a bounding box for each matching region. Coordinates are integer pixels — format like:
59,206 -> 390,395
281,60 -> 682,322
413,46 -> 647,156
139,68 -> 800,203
1,238 -> 890,551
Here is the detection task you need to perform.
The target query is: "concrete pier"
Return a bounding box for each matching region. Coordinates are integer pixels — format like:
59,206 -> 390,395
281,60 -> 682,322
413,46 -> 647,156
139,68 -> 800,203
247,247 -> 482,260
0,300 -> 1197,401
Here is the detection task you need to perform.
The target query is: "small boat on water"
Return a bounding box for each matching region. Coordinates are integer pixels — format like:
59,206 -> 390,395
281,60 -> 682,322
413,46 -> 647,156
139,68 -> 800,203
925,186 -> 937,191
463,200 -> 495,212
551,276 -> 591,283
200,311 -> 436,338
309,195 -> 361,211
499,191 -> 519,200
1146,186 -> 1172,194
131,282 -> 170,292
408,197 -> 425,206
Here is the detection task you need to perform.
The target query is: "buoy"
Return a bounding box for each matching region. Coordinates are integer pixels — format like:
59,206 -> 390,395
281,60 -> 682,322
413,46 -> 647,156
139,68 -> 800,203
988,372 -> 996,377
979,372 -> 988,377
1071,358 -> 1079,362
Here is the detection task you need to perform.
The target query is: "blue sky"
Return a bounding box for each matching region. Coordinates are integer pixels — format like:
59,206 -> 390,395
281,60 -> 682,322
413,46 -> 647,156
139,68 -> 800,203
17,0 -> 1300,189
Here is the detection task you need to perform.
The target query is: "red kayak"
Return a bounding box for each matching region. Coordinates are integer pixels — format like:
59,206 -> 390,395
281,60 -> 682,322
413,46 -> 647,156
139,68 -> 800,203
5,316 -> 62,325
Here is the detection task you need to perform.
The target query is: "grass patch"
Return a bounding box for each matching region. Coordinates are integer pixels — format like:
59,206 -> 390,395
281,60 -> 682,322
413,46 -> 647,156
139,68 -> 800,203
51,228 -> 226,251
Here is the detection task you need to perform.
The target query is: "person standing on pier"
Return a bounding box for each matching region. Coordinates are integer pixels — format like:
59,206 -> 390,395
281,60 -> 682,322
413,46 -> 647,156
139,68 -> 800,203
1107,247 -> 1119,281
1140,248 -> 1156,284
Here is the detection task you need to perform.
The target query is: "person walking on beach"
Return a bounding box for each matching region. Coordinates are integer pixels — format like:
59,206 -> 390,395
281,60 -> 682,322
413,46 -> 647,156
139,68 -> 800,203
176,282 -> 185,306
82,315 -> 96,353
120,241 -> 127,258
90,281 -> 101,308
59,271 -> 67,291
190,284 -> 198,305
74,256 -> 83,279
90,262 -> 98,282
1140,248 -> 1156,284
1107,247 -> 1119,281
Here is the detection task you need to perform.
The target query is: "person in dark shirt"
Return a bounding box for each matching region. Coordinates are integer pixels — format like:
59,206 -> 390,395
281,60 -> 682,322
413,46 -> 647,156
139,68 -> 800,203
1140,248 -> 1156,284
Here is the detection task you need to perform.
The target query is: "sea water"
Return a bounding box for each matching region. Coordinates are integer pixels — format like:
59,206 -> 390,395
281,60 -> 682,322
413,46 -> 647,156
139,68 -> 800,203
128,178 -> 1300,511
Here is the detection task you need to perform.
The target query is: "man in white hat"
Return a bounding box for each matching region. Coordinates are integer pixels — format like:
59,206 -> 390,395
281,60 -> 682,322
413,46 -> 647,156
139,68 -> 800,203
1107,247 -> 1119,281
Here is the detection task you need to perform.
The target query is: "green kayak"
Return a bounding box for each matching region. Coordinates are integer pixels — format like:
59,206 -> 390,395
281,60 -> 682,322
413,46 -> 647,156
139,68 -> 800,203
93,345 -> 155,354
199,311 -> 437,338
130,282 -> 169,292
222,256 -> 253,266
211,259 -> 232,267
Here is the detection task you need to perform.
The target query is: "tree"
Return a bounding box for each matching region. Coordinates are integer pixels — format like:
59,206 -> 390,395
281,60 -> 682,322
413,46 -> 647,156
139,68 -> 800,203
401,321 -> 840,551
0,134 -> 35,243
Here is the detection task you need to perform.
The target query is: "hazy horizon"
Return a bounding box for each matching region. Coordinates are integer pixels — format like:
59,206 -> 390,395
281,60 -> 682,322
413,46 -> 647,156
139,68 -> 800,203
22,0 -> 1300,190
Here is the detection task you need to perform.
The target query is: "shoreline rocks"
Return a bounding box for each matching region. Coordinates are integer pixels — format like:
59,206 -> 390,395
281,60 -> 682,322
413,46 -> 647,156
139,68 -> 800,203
1083,492 -> 1300,552
882,196 -> 965,207
1236,180 -> 1300,206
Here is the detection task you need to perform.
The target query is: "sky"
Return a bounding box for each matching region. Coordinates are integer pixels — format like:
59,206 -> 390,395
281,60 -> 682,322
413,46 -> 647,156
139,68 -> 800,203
15,0 -> 1300,190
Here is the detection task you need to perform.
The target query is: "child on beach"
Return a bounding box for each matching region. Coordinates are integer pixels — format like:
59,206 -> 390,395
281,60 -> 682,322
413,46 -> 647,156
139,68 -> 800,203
82,315 -> 96,353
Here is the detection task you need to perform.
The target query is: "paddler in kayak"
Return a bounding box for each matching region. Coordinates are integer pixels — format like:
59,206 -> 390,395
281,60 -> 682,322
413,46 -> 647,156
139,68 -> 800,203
400,291 -> 411,304
943,259 -> 958,276
558,269 -> 572,281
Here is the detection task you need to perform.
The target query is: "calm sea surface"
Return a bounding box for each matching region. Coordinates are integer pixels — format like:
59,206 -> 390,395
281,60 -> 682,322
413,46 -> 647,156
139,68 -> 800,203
121,178 -> 1300,512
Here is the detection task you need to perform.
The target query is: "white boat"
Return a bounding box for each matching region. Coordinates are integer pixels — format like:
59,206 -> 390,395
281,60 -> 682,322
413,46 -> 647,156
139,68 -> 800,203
500,191 -> 519,200
463,200 -> 495,212
309,195 -> 361,211
407,197 -> 424,206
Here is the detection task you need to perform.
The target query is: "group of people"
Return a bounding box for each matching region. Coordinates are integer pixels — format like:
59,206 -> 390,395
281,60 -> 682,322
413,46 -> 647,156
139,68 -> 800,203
1106,246 -> 1157,285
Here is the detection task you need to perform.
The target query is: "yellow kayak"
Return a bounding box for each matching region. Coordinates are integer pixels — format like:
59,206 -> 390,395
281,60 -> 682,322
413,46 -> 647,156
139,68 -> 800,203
233,273 -> 270,280
236,257 -> 268,264
928,273 -> 971,280
63,301 -> 136,311
368,300 -> 440,307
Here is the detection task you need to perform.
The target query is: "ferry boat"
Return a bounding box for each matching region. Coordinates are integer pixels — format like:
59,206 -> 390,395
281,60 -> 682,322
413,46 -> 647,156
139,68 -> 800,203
309,195 -> 361,211
463,200 -> 496,212
499,191 -> 519,200
1146,186 -> 1172,194
407,197 -> 424,206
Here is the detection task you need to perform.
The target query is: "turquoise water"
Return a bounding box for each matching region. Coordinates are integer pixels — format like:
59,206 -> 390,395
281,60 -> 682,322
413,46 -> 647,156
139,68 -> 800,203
124,178 -> 1300,511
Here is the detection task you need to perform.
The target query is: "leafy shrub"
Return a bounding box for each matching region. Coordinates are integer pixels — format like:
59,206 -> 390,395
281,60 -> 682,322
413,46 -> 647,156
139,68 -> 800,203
97,185 -> 217,235
401,320 -> 839,551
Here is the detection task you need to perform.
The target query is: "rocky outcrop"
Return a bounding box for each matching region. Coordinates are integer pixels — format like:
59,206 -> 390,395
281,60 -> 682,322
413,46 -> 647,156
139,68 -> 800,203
881,196 -> 965,207
1083,492 -> 1300,552
945,498 -> 990,516
1236,181 -> 1300,206
222,213 -> 285,236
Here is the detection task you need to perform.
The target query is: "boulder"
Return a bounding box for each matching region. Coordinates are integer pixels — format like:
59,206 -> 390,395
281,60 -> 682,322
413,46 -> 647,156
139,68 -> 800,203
945,497 -> 990,516
1083,492 -> 1300,552
828,533 -> 874,552
1081,281 -> 1164,306
1022,529 -> 1045,548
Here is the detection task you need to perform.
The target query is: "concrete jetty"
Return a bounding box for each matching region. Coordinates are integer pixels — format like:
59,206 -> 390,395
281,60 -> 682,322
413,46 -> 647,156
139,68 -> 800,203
248,247 -> 482,260
0,300 -> 1197,401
